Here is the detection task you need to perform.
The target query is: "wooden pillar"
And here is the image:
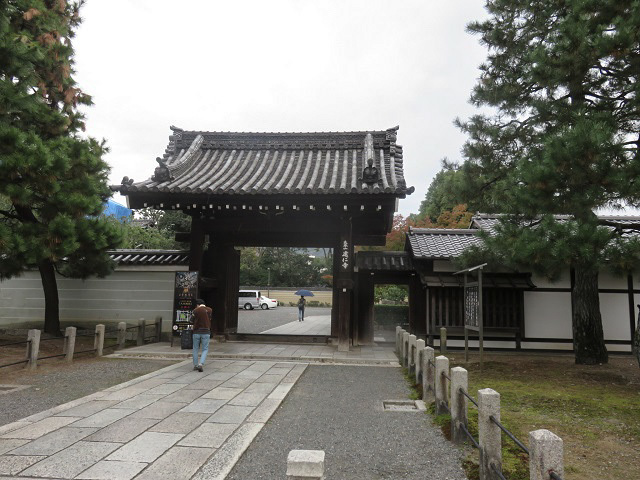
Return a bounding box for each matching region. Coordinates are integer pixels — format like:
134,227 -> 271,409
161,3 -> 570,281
336,217 -> 353,352
188,217 -> 205,272
331,250 -> 340,337
209,245 -> 238,335
410,275 -> 427,337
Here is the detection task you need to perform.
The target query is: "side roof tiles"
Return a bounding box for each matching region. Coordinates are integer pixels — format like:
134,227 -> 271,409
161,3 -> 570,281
109,250 -> 189,266
407,228 -> 483,259
114,126 -> 414,198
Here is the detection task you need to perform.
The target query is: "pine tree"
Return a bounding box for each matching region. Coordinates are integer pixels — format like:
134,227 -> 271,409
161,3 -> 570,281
455,0 -> 640,364
0,1 -> 121,335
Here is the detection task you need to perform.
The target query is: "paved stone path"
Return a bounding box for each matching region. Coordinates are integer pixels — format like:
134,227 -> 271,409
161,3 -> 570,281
0,359 -> 306,479
260,314 -> 331,335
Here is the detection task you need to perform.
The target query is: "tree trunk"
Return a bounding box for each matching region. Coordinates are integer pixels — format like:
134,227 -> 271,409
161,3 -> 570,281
38,259 -> 61,336
633,307 -> 640,368
571,266 -> 608,364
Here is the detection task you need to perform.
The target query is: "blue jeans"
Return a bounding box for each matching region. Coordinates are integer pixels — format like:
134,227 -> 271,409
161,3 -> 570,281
192,333 -> 210,366
298,308 -> 304,321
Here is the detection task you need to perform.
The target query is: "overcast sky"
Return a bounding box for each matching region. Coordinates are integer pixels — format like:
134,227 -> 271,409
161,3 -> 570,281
73,0 -> 489,217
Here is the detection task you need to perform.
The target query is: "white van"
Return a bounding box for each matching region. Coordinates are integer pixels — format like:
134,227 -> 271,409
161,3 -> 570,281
238,290 -> 261,310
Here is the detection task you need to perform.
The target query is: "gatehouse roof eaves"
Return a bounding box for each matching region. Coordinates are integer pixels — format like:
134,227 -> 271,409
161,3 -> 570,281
113,127 -> 414,198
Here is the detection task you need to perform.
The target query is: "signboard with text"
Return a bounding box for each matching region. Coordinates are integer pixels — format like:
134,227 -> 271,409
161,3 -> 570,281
172,271 -> 199,336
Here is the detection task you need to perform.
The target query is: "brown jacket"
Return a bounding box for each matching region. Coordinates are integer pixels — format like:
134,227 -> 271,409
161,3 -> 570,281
192,305 -> 212,334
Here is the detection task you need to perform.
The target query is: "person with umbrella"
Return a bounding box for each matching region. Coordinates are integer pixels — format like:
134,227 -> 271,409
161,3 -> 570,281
294,289 -> 314,322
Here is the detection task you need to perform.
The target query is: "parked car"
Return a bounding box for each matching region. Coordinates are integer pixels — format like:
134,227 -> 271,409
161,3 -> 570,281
260,296 -> 278,310
238,290 -> 261,310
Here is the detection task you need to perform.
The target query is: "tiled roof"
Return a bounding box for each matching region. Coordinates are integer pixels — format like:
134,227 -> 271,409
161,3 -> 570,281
114,126 -> 413,197
109,250 -> 189,266
471,214 -> 640,235
407,228 -> 482,259
356,251 -> 413,271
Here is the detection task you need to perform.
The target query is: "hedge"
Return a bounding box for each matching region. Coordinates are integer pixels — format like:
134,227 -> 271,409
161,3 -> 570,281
374,305 -> 409,326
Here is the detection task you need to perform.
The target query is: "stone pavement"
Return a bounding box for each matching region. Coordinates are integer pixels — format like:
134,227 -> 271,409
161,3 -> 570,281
260,313 -> 330,336
0,341 -> 400,479
0,358 -> 307,480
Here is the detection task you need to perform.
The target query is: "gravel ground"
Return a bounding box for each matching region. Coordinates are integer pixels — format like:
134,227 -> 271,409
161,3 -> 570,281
0,356 -> 178,426
237,307 -> 330,334
227,365 -> 467,480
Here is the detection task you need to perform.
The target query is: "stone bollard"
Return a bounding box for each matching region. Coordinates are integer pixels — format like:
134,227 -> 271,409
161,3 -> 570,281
154,316 -> 162,342
396,326 -> 403,356
422,346 -> 435,403
402,332 -> 410,368
286,449 -> 325,479
26,329 -> 41,371
478,388 -> 501,480
415,339 -> 425,384
408,334 -> 417,376
64,327 -> 76,362
117,322 -> 127,350
435,355 -> 449,416
94,324 -> 105,357
440,327 -> 447,354
137,318 -> 146,346
450,367 -> 468,444
529,429 -> 563,480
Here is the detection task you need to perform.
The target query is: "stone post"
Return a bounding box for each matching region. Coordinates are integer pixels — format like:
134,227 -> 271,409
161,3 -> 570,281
137,318 -> 146,346
402,332 -> 410,367
155,316 -> 162,342
422,346 -> 435,403
396,326 -> 403,356
286,449 -> 325,479
415,339 -> 425,384
450,367 -> 468,444
64,327 -> 76,363
478,388 -> 501,480
117,322 -> 127,350
94,324 -> 105,357
26,329 -> 40,371
408,334 -> 417,376
440,327 -> 447,354
529,429 -> 563,480
435,355 -> 449,416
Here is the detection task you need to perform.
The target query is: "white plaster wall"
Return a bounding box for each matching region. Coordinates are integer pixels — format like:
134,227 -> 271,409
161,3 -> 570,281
530,271 -> 571,289
433,260 -> 455,272
598,271 -> 628,290
0,269 -> 178,331
523,291 -> 572,338
599,293 -> 633,341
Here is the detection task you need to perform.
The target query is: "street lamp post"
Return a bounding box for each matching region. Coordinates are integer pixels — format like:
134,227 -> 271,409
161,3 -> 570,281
267,268 -> 271,297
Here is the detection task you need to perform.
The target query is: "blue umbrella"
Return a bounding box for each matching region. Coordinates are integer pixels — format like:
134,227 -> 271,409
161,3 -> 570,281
294,289 -> 314,297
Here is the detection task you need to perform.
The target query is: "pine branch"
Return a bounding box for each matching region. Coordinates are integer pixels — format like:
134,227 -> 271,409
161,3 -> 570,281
0,209 -> 21,221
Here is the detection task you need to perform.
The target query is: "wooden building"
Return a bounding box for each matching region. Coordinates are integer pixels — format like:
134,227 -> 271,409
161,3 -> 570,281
113,126 -> 415,350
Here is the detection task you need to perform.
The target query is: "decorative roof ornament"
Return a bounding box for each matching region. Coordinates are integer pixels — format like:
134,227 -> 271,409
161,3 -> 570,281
361,133 -> 379,185
151,157 -> 173,183
120,176 -> 134,187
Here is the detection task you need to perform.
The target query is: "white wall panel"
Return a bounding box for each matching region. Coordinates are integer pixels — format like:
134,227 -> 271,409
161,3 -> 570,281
598,271 -> 628,290
524,291 -> 572,338
530,271 -> 571,289
599,293 -> 632,341
0,270 -> 176,330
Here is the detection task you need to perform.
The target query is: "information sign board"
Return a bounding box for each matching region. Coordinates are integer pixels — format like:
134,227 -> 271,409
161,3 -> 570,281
172,271 -> 198,336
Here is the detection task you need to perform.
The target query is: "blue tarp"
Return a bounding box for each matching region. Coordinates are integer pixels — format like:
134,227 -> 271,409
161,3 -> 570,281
103,199 -> 132,221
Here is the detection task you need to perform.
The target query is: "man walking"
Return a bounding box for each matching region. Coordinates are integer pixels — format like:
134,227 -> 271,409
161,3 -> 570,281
192,299 -> 212,372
